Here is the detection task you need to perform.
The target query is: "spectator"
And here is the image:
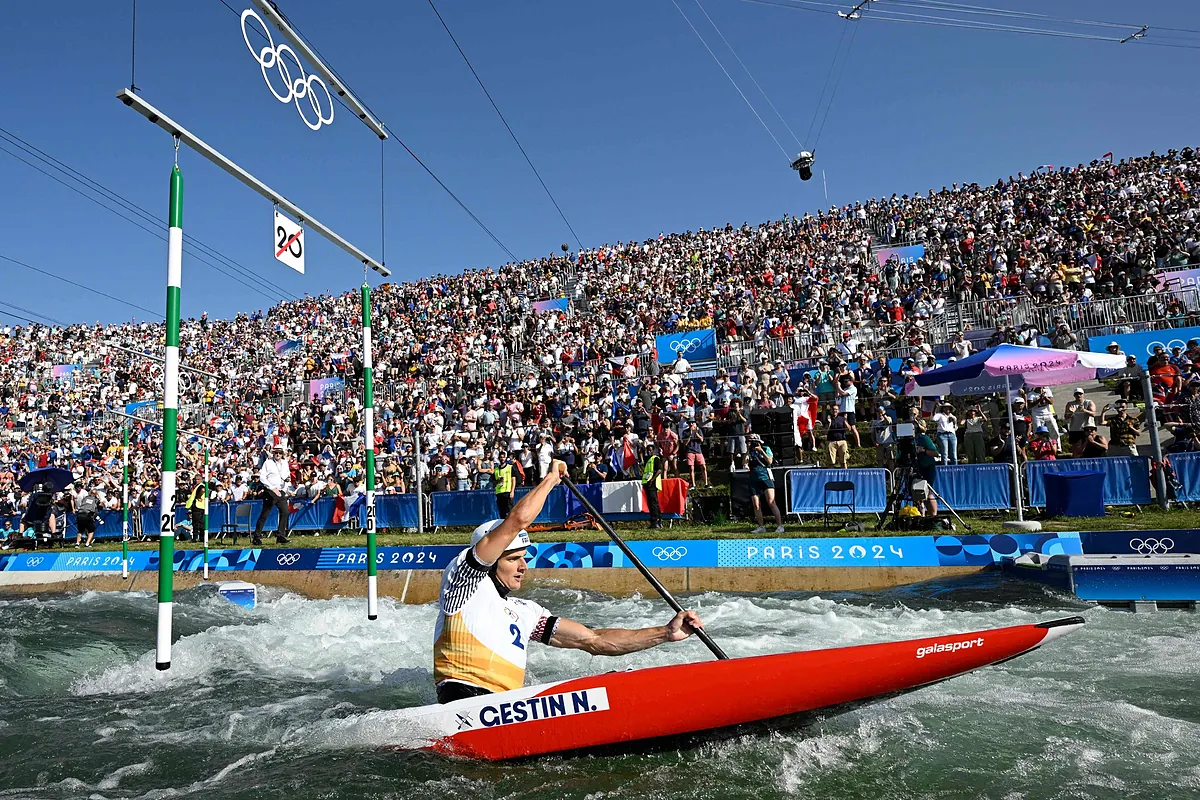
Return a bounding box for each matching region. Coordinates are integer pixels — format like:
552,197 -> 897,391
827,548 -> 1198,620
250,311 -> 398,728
252,445 -> 291,545
835,375 -> 861,448
1073,424 -> 1109,458
826,410 -> 851,469
1064,388 -> 1098,447
961,406 -> 989,465
871,405 -> 896,469
681,421 -> 708,487
1103,401 -> 1141,458
912,421 -> 940,516
1029,427 -> 1058,460
747,434 -> 784,534
932,402 -> 959,465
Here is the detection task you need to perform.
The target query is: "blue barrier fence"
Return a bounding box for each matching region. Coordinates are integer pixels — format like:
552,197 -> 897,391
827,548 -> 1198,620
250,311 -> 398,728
1025,457 -> 1152,508
787,469 -> 890,514
1167,452 -> 1200,502
931,464 -> 1012,511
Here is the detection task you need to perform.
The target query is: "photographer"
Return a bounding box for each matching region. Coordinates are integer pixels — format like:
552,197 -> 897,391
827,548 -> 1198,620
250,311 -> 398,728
961,406 -> 989,464
747,434 -> 784,535
252,444 -> 292,546
1050,318 -> 1078,351
912,420 -> 940,517
871,405 -> 896,469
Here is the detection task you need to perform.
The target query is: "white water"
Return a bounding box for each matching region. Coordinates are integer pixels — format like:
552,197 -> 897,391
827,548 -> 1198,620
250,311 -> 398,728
1,580 -> 1198,799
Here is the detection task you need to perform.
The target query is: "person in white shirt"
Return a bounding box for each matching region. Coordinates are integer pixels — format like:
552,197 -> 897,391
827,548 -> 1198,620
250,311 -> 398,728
834,375 -> 860,447
931,402 -> 959,465
252,444 -> 292,545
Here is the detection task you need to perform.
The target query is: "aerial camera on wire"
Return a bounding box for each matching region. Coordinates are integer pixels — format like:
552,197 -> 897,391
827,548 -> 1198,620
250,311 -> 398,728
791,151 -> 815,181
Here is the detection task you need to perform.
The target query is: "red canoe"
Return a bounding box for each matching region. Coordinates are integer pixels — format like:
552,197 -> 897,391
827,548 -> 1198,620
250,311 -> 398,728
390,616 -> 1084,761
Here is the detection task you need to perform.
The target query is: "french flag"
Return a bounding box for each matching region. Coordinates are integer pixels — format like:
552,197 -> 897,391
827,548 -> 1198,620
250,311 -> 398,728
610,439 -> 637,476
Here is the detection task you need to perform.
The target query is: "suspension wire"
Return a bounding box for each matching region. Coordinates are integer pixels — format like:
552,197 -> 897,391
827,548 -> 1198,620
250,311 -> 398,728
0,299 -> 72,328
426,0 -> 583,249
893,0 -> 1200,35
741,0 -> 1197,46
803,18 -> 850,148
224,0 -> 521,264
0,253 -> 159,317
691,0 -> 804,150
0,127 -> 299,302
670,0 -> 792,161
130,0 -> 139,92
812,12 -> 861,149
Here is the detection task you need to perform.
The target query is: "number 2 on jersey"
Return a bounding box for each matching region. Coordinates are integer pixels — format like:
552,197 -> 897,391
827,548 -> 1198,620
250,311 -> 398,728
509,623 -> 524,650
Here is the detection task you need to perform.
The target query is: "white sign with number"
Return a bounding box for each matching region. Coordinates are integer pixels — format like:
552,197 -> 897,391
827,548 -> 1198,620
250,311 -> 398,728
274,209 -> 305,274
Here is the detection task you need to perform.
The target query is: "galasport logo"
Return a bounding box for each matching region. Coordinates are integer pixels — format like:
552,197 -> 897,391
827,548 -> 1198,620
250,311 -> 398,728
916,637 -> 984,659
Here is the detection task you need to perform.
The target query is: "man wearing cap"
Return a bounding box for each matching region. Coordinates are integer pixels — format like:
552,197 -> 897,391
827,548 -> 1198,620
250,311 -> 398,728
433,461 -> 704,704
252,444 -> 292,545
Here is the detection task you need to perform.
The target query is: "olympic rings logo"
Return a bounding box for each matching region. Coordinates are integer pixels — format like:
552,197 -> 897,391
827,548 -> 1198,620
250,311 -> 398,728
669,338 -> 703,355
1129,537 -> 1174,554
1146,339 -> 1187,356
240,9 -> 335,131
652,546 -> 688,561
276,552 -> 301,566
27,556 -> 44,567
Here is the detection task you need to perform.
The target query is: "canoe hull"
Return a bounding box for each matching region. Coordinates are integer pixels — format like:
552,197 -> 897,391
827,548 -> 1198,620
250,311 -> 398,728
392,616 -> 1084,761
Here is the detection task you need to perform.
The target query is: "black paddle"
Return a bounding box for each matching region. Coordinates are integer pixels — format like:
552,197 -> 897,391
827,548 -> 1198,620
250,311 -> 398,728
560,475 -> 729,660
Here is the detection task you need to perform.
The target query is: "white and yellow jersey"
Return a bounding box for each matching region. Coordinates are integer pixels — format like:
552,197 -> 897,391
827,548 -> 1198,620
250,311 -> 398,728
433,547 -> 558,694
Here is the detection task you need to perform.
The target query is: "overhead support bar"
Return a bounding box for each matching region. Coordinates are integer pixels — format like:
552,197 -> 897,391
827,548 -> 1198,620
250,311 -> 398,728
117,89 -> 391,278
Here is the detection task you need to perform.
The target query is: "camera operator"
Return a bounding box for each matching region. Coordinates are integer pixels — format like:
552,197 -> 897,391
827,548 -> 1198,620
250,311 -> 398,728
747,434 -> 784,534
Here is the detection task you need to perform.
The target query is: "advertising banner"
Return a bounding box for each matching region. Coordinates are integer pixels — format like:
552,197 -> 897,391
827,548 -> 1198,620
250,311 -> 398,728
1087,325 -> 1200,361
531,297 -> 569,314
655,328 -> 716,364
0,534 -> 1083,573
307,376 -> 346,402
874,243 -> 925,268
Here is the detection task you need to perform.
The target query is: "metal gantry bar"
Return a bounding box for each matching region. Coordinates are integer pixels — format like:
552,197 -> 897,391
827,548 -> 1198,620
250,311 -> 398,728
107,409 -> 222,443
249,0 -> 388,140
117,89 -> 391,278
107,341 -> 220,379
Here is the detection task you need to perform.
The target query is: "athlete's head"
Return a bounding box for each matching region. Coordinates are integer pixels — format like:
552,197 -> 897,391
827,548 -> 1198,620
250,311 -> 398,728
470,520 -> 531,594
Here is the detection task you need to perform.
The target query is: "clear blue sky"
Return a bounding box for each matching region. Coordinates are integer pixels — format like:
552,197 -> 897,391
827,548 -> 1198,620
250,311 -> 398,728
2,0 -> 1196,326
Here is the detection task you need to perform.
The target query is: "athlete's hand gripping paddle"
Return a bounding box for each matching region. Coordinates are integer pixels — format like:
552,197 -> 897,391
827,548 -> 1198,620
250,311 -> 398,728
560,475 -> 729,660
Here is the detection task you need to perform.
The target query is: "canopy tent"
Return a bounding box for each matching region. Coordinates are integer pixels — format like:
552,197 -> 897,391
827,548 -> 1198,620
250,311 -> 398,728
910,345 -> 1134,527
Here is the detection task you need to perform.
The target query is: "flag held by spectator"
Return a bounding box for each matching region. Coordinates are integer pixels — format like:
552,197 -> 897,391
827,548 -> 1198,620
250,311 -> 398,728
275,339 -> 302,355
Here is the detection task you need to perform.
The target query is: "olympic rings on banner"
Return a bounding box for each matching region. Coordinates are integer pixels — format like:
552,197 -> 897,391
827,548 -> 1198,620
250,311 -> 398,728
1129,538 -> 1174,554
652,546 -> 688,561
241,9 -> 335,131
669,338 -> 703,355
276,552 -> 301,566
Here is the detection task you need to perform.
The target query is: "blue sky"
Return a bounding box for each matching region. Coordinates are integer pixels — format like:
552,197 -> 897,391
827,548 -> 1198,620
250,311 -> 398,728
2,0 -> 1197,325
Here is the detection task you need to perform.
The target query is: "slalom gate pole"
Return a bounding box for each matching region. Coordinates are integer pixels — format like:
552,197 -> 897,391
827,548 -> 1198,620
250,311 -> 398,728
1142,373 -> 1169,509
361,283 -> 378,620
202,446 -> 210,581
121,426 -> 130,580
157,160 -> 183,670
560,475 -> 728,660
414,429 -> 424,534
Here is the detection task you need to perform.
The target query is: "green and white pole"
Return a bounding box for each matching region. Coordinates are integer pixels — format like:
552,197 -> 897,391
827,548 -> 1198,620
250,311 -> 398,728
361,283 -> 378,620
157,162 -> 183,671
202,446 -> 210,581
121,426 -> 130,580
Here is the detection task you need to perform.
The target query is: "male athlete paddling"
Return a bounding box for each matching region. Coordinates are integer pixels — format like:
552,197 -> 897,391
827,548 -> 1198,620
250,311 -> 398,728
434,460 -> 705,704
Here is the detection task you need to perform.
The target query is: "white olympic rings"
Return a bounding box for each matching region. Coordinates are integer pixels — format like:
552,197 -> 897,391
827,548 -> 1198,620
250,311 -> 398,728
1129,537 -> 1174,555
276,552 -> 301,566
669,338 -> 703,355
27,556 -> 44,567
1146,339 -> 1187,357
241,9 -> 334,131
652,546 -> 689,561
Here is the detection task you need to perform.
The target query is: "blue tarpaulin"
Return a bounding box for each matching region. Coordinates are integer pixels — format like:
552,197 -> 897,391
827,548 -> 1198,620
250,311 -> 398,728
1025,457 -> 1151,507
788,469 -> 889,514
931,464 -> 1011,511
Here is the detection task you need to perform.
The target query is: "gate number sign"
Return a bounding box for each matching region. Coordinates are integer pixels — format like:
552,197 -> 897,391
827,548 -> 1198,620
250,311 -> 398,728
274,209 -> 305,274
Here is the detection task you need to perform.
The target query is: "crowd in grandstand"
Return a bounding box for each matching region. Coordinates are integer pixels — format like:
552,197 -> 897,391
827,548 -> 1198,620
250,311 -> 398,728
2,147 -> 1199,540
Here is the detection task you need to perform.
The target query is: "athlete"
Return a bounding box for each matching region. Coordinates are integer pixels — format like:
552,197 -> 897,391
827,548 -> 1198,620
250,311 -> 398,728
433,460 -> 705,704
